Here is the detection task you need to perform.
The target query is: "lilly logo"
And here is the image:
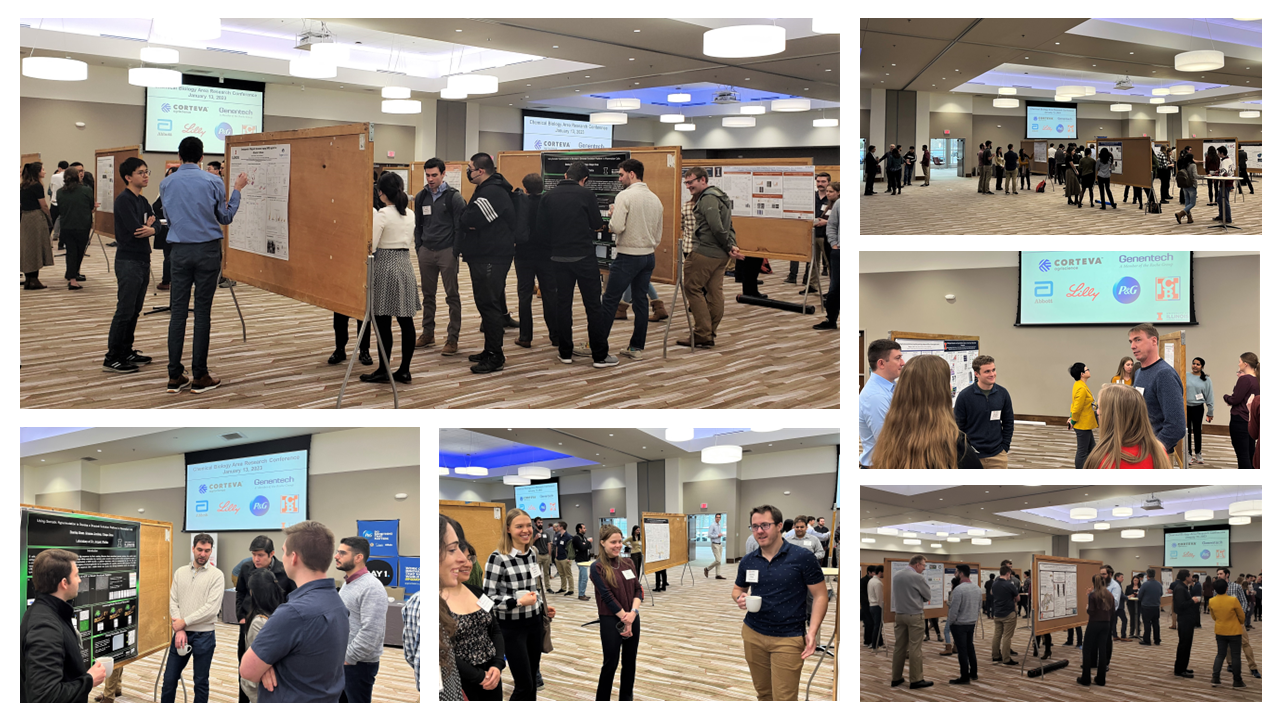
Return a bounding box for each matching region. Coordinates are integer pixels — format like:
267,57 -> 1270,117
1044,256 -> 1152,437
1038,259 -> 1051,272
250,495 -> 270,516
215,122 -> 234,140
161,103 -> 171,113
1113,276 -> 1141,304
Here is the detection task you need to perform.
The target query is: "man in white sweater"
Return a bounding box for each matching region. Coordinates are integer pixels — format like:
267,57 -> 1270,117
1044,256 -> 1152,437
161,533 -> 225,702
335,536 -> 388,702
600,158 -> 664,360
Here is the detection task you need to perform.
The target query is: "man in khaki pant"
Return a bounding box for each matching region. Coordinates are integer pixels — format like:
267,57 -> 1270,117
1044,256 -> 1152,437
1217,568 -> 1263,678
990,566 -> 1021,664
552,523 -> 574,593
705,513 -> 727,579
890,554 -> 935,689
732,504 -> 828,701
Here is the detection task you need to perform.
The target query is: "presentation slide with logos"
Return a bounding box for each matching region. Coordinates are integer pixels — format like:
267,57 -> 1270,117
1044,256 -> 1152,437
515,482 -> 560,518
1026,104 -> 1078,140
1165,528 -> 1230,564
1019,251 -> 1193,325
145,84 -> 264,155
185,450 -> 308,532
523,115 -> 613,151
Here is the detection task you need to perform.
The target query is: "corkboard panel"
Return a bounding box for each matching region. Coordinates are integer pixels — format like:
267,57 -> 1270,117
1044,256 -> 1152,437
816,165 -> 841,184
1175,137 -> 1237,174
1095,137 -> 1154,189
222,123 -> 374,320
21,152 -> 41,172
1022,141 -> 1049,175
1031,554 -> 1103,635
440,500 -> 506,566
681,157 -> 814,263
499,147 -> 683,284
640,512 -> 689,575
93,145 -> 142,236
407,161 -> 473,206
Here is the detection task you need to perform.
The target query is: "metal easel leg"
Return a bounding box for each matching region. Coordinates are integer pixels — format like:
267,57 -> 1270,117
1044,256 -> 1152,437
152,642 -> 188,703
337,256 -> 398,409
804,624 -> 830,701
662,253 -> 695,358
93,229 -> 111,273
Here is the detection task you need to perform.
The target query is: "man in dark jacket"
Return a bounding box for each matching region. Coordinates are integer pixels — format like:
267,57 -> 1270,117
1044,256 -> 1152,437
514,173 -> 558,349
680,166 -> 744,348
953,355 -> 1015,468
234,535 -> 297,702
864,146 -> 879,196
571,523 -> 594,600
861,566 -> 873,643
537,161 -> 613,366
22,549 -> 107,702
414,157 -> 467,357
460,152 -> 516,374
1190,574 -> 1203,628
1172,569 -> 1200,677
1138,572 -> 1164,645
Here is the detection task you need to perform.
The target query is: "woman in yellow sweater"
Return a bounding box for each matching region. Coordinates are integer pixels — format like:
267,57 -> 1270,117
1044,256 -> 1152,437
1068,362 -> 1098,469
1208,578 -> 1246,687
1111,357 -> 1135,385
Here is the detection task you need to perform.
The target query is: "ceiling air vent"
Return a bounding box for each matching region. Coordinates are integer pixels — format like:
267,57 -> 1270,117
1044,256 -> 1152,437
221,432 -> 247,441
100,34 -> 146,42
205,47 -> 247,55
80,456 -> 99,462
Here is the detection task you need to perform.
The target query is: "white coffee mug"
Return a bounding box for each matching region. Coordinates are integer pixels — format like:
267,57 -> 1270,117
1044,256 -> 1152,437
100,655 -> 114,676
176,641 -> 191,656
746,595 -> 763,613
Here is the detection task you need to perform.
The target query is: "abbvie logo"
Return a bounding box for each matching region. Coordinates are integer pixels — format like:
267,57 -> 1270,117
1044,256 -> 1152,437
195,501 -> 208,513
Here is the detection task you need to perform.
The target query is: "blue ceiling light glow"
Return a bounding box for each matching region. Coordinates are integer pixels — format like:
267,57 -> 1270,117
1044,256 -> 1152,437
439,446 -> 575,469
588,85 -> 822,109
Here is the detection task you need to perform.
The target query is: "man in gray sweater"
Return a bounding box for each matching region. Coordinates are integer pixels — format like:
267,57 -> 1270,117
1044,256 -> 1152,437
947,564 -> 982,684
336,537 -> 389,702
1138,571 -> 1165,646
891,554 -> 935,689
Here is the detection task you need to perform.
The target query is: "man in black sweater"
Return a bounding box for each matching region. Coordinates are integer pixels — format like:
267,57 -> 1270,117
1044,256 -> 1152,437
953,355 -> 1015,469
21,549 -> 108,702
1172,570 -> 1200,678
460,152 -> 516,374
413,157 -> 467,357
861,566 -> 873,644
234,536 -> 296,702
102,157 -> 156,374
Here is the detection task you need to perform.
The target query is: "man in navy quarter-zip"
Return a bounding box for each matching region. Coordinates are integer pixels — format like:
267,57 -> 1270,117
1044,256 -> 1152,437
953,355 -> 1015,469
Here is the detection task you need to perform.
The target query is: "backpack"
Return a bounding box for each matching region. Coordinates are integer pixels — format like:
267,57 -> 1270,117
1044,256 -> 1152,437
1176,168 -> 1192,189
1036,180 -> 1046,193
509,188 -> 532,246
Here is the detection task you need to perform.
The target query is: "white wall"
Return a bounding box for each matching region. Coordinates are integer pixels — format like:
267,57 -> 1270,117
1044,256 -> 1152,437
677,456 -> 738,482
861,534 -> 1053,557
440,478 -> 490,503
739,446 -> 836,480
653,109 -> 840,150
590,465 -> 627,490
22,461 -> 87,504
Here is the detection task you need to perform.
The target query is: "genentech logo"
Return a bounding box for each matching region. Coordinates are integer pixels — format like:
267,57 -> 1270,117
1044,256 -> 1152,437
1113,276 -> 1141,304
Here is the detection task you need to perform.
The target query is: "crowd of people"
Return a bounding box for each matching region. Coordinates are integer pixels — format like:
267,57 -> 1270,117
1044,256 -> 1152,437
865,559 -> 1262,690
20,523 -> 421,703
858,323 -> 1261,469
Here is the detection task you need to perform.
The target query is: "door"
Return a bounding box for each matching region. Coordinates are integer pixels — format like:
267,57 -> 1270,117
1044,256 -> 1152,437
691,513 -> 727,562
1158,330 -> 1188,468
955,139 -> 966,177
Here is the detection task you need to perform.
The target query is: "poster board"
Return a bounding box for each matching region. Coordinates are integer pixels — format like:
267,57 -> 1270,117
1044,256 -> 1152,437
1031,554 -> 1102,635
439,500 -> 506,567
1175,137 -> 1237,176
20,504 -> 172,669
882,557 -> 946,623
815,164 -> 841,185
640,512 -> 689,575
942,561 -> 982,602
21,152 -> 41,173
407,161 -> 473,206
223,123 -> 374,319
498,146 -> 683,284
1149,566 -> 1175,608
92,145 -> 142,236
1094,137 -> 1153,188
1022,140 -> 1048,175
1238,141 -> 1262,175
1157,330 -> 1187,468
889,331 -> 981,406
680,157 -> 814,264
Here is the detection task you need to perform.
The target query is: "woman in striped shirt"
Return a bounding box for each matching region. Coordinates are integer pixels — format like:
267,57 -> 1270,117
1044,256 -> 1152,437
483,509 -> 556,700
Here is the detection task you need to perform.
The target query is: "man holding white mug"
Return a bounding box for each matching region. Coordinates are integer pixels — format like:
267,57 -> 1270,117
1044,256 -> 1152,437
732,505 -> 827,701
161,533 -> 224,702
21,549 -> 108,702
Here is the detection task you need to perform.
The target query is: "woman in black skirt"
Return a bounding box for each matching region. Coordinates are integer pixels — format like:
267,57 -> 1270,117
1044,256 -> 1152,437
361,171 -> 420,384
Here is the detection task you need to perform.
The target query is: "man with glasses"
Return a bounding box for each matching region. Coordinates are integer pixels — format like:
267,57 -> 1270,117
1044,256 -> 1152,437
732,505 -> 827,701
679,167 -> 745,348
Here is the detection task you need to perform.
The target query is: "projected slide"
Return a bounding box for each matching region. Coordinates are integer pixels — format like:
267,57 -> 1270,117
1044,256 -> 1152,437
1019,251 -> 1192,325
1166,529 -> 1230,564
1027,104 -> 1078,140
145,84 -> 264,155
186,450 -> 308,532
523,115 -> 613,151
515,483 -> 560,517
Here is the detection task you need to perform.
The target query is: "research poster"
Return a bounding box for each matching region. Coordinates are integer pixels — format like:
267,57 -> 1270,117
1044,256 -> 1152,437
540,150 -> 630,216
1097,141 -> 1124,175
644,518 -> 670,563
897,339 -> 979,404
1162,569 -> 1174,593
22,509 -> 140,666
1038,562 -> 1078,621
228,143 -> 291,261
443,165 -> 464,192
1204,140 -> 1237,171
1019,251 -> 1192,325
682,165 -> 816,220
924,563 -> 945,609
1034,142 -> 1047,163
1240,143 -> 1262,172
96,156 -> 114,208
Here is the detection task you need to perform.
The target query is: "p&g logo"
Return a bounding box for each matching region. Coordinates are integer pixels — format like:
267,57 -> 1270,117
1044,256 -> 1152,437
250,495 -> 270,516
1112,276 -> 1141,304
215,122 -> 234,140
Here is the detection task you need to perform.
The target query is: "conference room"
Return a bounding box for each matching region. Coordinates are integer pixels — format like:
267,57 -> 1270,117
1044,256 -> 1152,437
859,483 -> 1263,702
438,427 -> 841,701
858,251 -> 1260,469
20,426 -> 421,703
860,18 -> 1262,234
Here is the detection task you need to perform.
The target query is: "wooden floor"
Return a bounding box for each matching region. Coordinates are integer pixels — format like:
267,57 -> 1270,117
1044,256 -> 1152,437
860,172 -> 1262,235
860,610 -> 1262,701
19,241 -> 838,409
858,422 -> 1240,469
523,561 -> 837,701
97,621 -> 419,703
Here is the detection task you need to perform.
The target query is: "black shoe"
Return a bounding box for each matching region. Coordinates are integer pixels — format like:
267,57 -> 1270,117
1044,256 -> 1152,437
813,320 -> 838,330
502,314 -> 519,329
327,351 -> 346,365
1176,671 -> 1195,678
1251,670 -> 1262,678
359,369 -> 391,384
1234,678 -> 1247,688
471,357 -> 505,374
106,241 -> 118,247
1077,676 -> 1091,687
125,351 -> 152,365
102,359 -> 140,374
1138,641 -> 1152,646
1095,676 -> 1106,686
1211,675 -> 1221,686
76,274 -> 86,282
1043,651 -> 1052,661
359,349 -> 373,366
536,672 -> 544,689
392,369 -> 412,384
783,276 -> 797,284
891,679 -> 905,688
468,351 -> 492,363
1010,650 -> 1017,656
908,680 -> 933,690
1003,660 -> 1018,666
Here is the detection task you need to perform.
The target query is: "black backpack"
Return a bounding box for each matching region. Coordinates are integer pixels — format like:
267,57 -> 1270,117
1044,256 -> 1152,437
1176,168 -> 1192,189
509,188 -> 532,246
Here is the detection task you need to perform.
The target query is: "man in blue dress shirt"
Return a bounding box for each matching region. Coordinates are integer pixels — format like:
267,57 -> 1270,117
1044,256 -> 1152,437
859,339 -> 905,467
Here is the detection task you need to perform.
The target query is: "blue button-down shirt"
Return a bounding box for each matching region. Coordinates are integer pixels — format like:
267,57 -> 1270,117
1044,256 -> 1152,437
157,163 -> 242,243
734,539 -> 824,637
859,372 -> 896,466
250,577 -> 349,703
431,180 -> 449,203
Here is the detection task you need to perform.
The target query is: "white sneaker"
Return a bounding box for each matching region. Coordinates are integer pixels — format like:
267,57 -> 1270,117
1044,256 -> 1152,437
1195,453 -> 1204,464
593,354 -> 620,368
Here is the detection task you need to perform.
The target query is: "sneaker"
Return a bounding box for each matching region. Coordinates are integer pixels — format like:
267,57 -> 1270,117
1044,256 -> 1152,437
190,374 -> 222,394
557,355 -> 573,364
813,320 -> 838,330
218,278 -> 236,288
103,359 -> 140,374
471,357 -> 505,374
620,346 -> 643,360
572,342 -> 591,357
166,375 -> 191,393
467,351 -> 493,363
593,355 -> 620,368
125,351 -> 152,365
1233,678 -> 1246,688
1195,453 -> 1204,464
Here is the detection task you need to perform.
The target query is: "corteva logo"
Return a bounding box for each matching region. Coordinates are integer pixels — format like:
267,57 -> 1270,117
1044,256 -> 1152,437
1038,259 -> 1051,272
1048,257 -> 1103,269
169,104 -> 208,113
201,481 -> 243,493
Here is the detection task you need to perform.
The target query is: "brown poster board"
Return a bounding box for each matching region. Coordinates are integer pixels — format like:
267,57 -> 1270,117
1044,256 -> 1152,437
1031,554 -> 1103,635
22,504 -> 172,667
1021,140 -> 1048,175
222,123 -> 374,319
815,164 -> 841,184
92,145 -> 142,236
640,512 -> 689,575
1149,566 -> 1174,608
1175,137 -> 1237,175
681,157 -> 814,263
882,556 -> 947,623
440,500 -> 507,567
1094,137 -> 1153,189
407,161 -> 473,206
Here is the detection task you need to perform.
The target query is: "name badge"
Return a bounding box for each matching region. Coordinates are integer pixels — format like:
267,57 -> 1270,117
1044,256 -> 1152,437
530,564 -> 542,579
622,569 -> 636,580
1135,386 -> 1145,396
746,569 -> 760,583
424,205 -> 431,215
476,594 -> 494,612
1195,393 -> 1204,401
990,410 -> 1001,421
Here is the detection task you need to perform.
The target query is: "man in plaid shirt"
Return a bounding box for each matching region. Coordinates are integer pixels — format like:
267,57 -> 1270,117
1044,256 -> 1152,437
401,591 -> 420,691
680,199 -> 696,256
1216,568 -> 1262,678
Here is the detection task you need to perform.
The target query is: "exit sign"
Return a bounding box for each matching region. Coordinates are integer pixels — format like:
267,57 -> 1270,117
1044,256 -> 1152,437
701,503 -> 708,509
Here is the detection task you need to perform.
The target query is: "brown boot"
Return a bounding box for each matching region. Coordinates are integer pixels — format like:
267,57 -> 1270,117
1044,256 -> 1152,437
615,302 -> 629,320
648,299 -> 669,322
440,341 -> 458,356
1186,211 -> 1194,224
1175,210 -> 1185,223
940,643 -> 955,656
415,334 -> 434,348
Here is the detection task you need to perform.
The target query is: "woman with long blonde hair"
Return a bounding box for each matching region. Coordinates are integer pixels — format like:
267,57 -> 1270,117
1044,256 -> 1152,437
1111,357 -> 1135,385
873,354 -> 983,468
482,508 -> 556,700
1085,383 -> 1173,469
1079,573 -> 1115,686
589,524 -> 643,700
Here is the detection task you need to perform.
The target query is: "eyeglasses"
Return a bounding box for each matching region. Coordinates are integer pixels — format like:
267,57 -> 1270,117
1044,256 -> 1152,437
749,522 -> 776,532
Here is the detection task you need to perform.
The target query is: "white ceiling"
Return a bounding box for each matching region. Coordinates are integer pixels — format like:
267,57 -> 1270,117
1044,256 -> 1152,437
19,427 -> 354,466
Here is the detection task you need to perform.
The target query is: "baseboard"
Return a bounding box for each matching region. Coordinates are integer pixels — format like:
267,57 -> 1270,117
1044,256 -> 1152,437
1014,413 -> 1229,437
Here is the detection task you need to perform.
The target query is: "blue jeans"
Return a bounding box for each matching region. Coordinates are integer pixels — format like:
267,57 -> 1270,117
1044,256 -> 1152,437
600,253 -> 655,350
944,618 -> 952,644
105,255 -> 151,362
161,630 -> 215,702
622,282 -> 658,303
1183,183 -> 1197,215
340,661 -> 380,702
578,562 -> 591,596
167,241 -> 222,378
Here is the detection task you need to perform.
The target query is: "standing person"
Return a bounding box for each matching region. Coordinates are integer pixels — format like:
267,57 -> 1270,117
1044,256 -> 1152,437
1223,352 -> 1260,469
704,512 -> 727,580
886,147 -> 904,195
1018,148 -> 1031,190
866,565 -> 885,649
1112,356 -> 1135,385
1078,147 -> 1096,207
788,173 -> 831,283
800,182 -> 834,295
152,166 -> 178,290
1250,394 -> 1261,468
1064,146 -> 1082,207
1002,144 -> 1018,194
1186,357 -> 1214,464
572,523 -> 594,600
234,536 -> 296,703
990,566 -> 1020,667
679,166 -> 745,349
1155,145 -> 1172,202
921,146 -> 932,186
360,172 -> 420,384
979,142 -> 993,195
1175,148 -> 1199,224
1054,144 -> 1067,184
859,339 -> 904,468
20,162 -> 54,289
413,158 -> 466,357
946,564 -> 981,684
441,538 -> 505,701
239,521 -> 349,703
161,534 -> 224,703
813,188 -> 840,330
513,173 -> 558,349
1237,146 -> 1254,194
1068,362 -> 1098,468
459,152 -> 516,374
552,522 -> 574,595
600,159 -> 663,358
1190,574 -> 1204,629
953,354 -> 1016,468
531,517 -> 553,586
104,156 -> 156,373
539,161 -> 612,366
439,517 -> 467,701
1211,146 -> 1235,224
1047,148 -> 1057,188
590,524 -> 644,701
1172,570 -> 1200,678
733,505 -> 828,700
903,146 -> 916,186
984,574 -> 994,618
1077,573 -> 1115,687
874,354 -> 985,469
239,568 -> 286,703
160,136 -> 248,394
482,509 -> 555,700
48,160 -> 69,248
54,166 -> 97,290
624,525 -> 644,583
205,160 -> 222,177
1209,578 -> 1246,688
1085,382 -> 1175,468
1130,323 -> 1187,455
1204,143 -> 1220,206
1137,571 -> 1163,646
334,537 -> 389,702
1127,575 -> 1144,639
1113,573 -> 1130,640
21,549 -> 108,702
1095,148 -> 1115,209
864,145 -> 880,196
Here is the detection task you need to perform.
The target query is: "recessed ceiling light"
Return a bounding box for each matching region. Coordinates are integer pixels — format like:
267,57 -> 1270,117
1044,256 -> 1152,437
629,58 -> 634,61
634,29 -> 641,33
455,29 -> 462,32
552,45 -> 559,48
585,75 -> 590,78
1130,52 -> 1134,54
1055,42 -> 1060,45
